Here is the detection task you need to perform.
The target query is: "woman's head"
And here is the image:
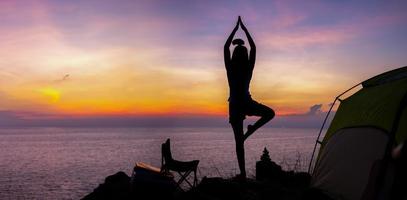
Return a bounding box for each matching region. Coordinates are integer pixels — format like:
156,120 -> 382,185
232,39 -> 248,65
232,38 -> 244,46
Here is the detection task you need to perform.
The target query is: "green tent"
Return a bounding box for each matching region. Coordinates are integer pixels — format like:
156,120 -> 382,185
309,66 -> 407,200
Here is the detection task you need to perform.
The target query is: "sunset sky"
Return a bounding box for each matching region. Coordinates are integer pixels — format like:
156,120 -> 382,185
1,0 -> 407,126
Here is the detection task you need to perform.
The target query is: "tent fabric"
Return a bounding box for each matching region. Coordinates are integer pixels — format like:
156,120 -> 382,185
312,66 -> 407,200
312,127 -> 388,200
396,108 -> 407,144
322,77 -> 407,147
362,66 -> 407,87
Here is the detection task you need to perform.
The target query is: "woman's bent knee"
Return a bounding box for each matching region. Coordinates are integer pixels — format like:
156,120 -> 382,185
263,108 -> 275,120
269,108 -> 275,119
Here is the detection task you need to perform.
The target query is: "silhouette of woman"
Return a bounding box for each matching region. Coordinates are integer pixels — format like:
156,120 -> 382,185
224,16 -> 275,178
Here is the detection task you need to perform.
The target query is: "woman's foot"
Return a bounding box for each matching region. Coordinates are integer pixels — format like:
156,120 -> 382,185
233,173 -> 247,182
244,125 -> 255,140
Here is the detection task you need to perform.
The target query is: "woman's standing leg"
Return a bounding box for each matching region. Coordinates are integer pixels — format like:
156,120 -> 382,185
231,120 -> 246,177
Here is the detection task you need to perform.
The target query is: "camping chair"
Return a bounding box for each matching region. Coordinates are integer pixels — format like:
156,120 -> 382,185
161,138 -> 199,191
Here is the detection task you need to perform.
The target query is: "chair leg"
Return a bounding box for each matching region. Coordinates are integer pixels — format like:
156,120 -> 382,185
175,170 -> 197,191
179,171 -> 194,187
175,174 -> 186,192
193,170 -> 197,187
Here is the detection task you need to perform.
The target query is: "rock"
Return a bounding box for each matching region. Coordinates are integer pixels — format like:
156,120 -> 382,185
131,166 -> 177,199
181,177 -> 262,200
82,171 -> 131,200
83,147 -> 314,200
82,169 -> 177,200
256,148 -> 283,181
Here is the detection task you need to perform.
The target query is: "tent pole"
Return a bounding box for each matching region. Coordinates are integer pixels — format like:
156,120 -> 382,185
308,82 -> 362,174
308,98 -> 337,173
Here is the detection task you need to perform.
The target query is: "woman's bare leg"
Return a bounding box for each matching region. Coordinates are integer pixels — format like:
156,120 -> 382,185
231,120 -> 246,177
244,106 -> 275,141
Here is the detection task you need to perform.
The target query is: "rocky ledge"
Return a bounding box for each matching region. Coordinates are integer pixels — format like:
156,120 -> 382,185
82,148 -> 331,200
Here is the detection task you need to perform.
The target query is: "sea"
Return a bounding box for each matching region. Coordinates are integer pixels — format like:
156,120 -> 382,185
0,127 -> 320,200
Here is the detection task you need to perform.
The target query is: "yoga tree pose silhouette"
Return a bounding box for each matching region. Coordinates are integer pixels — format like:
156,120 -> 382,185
224,16 -> 275,178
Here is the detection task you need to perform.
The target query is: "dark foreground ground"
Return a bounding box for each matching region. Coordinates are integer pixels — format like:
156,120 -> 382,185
82,150 -> 331,200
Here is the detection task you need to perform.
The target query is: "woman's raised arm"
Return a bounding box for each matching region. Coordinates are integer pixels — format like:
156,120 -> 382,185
224,19 -> 239,69
240,18 -> 256,68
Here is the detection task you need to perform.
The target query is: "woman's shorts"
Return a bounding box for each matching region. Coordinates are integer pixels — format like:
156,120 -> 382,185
229,98 -> 274,123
